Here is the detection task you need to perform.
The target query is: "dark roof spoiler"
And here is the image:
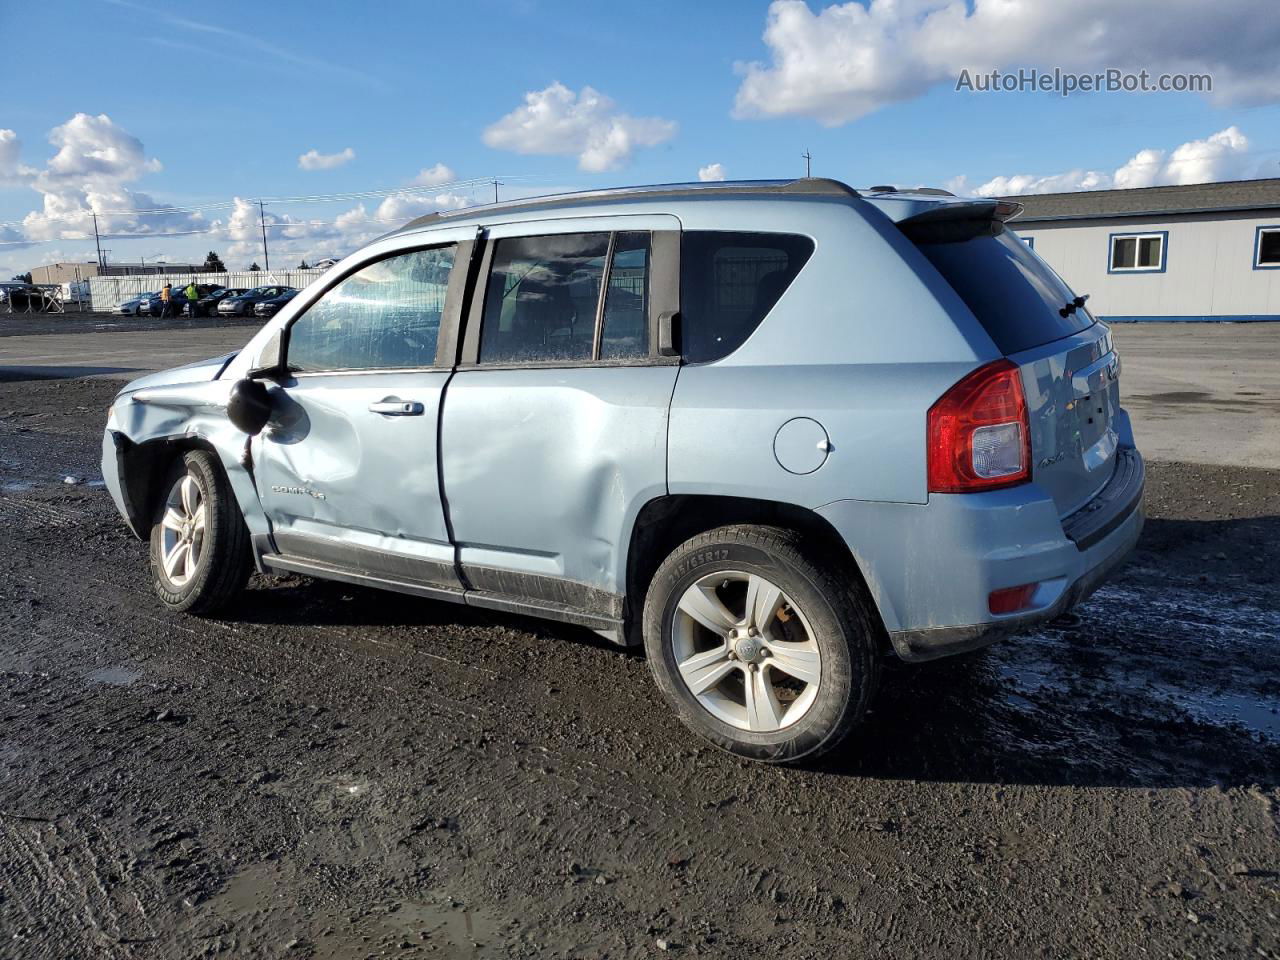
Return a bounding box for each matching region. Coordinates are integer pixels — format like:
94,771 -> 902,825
896,198 -> 1024,244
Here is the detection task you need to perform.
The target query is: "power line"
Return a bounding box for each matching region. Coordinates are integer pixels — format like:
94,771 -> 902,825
0,212 -> 462,246
0,175 -> 546,230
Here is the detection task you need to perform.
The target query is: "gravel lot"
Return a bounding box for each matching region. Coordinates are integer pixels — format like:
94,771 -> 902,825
1,318 -> 1278,958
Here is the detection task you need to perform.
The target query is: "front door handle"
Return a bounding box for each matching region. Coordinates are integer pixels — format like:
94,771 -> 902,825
368,398 -> 424,416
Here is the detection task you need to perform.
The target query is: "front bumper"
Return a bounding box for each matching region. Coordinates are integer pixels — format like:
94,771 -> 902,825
101,427 -> 142,537
817,446 -> 1145,663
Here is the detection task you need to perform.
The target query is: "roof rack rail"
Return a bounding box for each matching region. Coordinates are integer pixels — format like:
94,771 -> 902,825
400,178 -> 861,231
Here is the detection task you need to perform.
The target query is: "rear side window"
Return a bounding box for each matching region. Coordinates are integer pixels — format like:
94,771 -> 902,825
287,245 -> 454,372
479,231 -> 653,364
918,231 -> 1093,355
481,233 -> 608,363
680,231 -> 814,363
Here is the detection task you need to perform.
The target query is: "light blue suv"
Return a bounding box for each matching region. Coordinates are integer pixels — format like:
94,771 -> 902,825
102,179 -> 1144,763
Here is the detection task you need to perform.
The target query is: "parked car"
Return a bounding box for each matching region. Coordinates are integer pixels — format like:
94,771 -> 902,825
101,179 -> 1144,764
112,292 -> 157,316
253,288 -> 299,318
139,288 -> 192,317
182,285 -> 241,317
217,285 -> 294,317
0,281 -> 29,305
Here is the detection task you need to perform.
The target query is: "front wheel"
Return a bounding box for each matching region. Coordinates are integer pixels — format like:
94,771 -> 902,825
149,450 -> 253,614
643,525 -> 880,764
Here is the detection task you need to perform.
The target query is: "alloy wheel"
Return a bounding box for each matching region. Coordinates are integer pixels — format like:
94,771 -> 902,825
159,470 -> 207,587
671,570 -> 822,732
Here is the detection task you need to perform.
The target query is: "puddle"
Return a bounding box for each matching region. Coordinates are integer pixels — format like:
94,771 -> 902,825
1151,684 -> 1280,740
86,665 -> 142,687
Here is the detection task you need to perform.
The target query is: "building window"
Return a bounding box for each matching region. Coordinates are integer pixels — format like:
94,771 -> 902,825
1021,235 -> 1034,249
1255,226 -> 1280,269
1109,232 -> 1166,273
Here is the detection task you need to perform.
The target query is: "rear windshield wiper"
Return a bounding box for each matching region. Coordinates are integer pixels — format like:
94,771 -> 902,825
1058,294 -> 1089,318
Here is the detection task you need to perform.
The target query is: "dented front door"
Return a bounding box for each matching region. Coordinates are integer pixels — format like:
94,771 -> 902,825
256,369 -> 460,591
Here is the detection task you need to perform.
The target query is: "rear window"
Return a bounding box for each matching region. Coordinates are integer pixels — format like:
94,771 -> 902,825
680,231 -> 814,363
918,230 -> 1093,355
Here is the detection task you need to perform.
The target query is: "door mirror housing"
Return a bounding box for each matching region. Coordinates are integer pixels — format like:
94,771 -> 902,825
227,377 -> 273,436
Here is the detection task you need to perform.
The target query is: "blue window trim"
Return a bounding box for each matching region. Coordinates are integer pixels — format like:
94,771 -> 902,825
1253,224 -> 1280,270
1107,230 -> 1168,274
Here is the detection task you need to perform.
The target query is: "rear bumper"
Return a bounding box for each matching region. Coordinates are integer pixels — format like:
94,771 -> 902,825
817,447 -> 1145,663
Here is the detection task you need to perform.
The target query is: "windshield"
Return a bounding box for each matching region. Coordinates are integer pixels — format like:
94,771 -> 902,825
917,230 -> 1094,354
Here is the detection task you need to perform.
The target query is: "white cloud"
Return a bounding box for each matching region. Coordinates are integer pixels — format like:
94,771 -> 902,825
967,126 -> 1259,196
698,163 -> 726,182
19,113 -> 203,244
298,147 -> 355,171
0,129 -> 36,186
735,0 -> 1280,125
217,196 -> 355,267
214,189 -> 476,268
374,191 -> 472,223
410,163 -> 457,186
483,82 -> 676,172
4,113 -> 473,271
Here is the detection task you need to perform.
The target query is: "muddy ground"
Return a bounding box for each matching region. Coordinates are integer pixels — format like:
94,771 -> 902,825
1,370 -> 1278,959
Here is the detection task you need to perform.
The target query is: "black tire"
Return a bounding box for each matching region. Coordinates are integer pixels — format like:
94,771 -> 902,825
148,449 -> 253,615
642,524 -> 880,764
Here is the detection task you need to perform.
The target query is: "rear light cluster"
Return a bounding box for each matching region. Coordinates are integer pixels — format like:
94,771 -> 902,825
927,359 -> 1031,493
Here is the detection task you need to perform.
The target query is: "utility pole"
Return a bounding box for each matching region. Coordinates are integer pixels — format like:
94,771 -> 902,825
91,210 -> 104,269
492,178 -> 502,203
802,150 -> 813,178
258,200 -> 271,272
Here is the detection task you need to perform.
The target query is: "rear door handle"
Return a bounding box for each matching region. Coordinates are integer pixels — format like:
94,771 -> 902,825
368,399 -> 424,416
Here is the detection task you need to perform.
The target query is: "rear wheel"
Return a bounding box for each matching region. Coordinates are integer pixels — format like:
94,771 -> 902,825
643,524 -> 880,763
149,450 -> 252,614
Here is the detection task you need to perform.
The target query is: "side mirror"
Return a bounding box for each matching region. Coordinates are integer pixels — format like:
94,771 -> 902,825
227,378 -> 273,436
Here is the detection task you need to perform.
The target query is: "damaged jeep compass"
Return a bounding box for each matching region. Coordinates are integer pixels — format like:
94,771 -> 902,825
103,179 -> 1144,763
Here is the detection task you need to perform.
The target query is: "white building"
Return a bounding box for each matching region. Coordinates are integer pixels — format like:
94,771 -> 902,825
1001,178 -> 1280,322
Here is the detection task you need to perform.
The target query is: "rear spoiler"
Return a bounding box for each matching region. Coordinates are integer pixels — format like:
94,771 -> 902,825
897,199 -> 1024,244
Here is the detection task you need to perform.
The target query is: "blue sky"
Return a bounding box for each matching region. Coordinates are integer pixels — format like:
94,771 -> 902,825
2,0 -> 1278,275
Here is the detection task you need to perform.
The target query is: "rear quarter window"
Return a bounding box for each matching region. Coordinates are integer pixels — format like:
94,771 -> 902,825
680,231 -> 814,363
918,230 -> 1093,355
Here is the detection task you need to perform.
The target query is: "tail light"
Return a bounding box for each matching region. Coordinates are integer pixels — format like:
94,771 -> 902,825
927,359 -> 1030,493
